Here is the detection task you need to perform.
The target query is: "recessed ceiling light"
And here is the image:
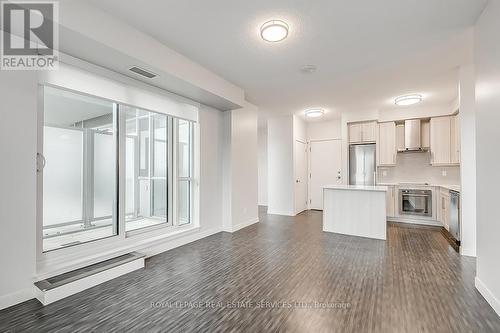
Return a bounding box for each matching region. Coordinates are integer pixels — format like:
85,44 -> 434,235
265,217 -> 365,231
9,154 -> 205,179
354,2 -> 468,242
260,20 -> 289,42
305,108 -> 325,118
300,65 -> 317,74
395,94 -> 423,106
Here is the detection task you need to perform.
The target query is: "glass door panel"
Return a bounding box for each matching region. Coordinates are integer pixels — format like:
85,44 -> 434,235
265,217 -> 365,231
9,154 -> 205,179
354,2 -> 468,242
42,86 -> 117,251
124,107 -> 169,231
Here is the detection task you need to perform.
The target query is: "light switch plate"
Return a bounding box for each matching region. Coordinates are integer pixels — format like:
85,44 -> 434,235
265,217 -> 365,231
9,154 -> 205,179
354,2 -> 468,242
442,170 -> 447,177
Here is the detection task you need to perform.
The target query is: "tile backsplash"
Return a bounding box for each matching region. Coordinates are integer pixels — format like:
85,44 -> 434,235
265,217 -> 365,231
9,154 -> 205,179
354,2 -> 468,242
377,151 -> 460,185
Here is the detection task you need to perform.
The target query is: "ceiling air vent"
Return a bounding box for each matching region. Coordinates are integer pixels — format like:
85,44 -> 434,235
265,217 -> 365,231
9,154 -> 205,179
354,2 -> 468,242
128,66 -> 157,79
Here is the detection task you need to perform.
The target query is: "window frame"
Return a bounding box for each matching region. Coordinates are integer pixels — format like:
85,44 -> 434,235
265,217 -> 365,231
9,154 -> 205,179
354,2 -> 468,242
175,119 -> 195,226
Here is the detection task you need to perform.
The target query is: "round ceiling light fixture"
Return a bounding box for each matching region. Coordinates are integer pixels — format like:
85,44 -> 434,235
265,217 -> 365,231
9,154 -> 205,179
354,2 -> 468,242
260,20 -> 289,42
304,108 -> 325,118
395,94 -> 423,106
300,65 -> 317,74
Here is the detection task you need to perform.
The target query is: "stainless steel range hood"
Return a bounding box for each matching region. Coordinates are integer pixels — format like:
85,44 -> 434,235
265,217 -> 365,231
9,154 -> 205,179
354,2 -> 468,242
403,119 -> 424,151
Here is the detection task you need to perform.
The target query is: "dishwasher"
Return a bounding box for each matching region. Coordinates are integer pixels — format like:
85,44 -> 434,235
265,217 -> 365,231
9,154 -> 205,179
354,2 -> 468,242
449,190 -> 461,246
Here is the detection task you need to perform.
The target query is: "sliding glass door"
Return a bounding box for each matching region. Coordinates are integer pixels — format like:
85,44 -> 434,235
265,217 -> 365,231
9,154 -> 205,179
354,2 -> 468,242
40,86 -> 196,252
123,107 -> 171,231
42,87 -> 117,251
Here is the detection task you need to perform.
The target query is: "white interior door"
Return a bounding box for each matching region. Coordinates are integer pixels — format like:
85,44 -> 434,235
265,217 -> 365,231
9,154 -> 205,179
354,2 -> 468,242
294,140 -> 308,214
309,140 -> 342,210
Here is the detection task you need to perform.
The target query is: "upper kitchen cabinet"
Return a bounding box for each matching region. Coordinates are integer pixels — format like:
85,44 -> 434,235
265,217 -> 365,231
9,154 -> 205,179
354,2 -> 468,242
349,123 -> 363,143
377,122 -> 396,166
396,124 -> 405,151
421,120 -> 430,149
348,121 -> 377,144
430,115 -> 460,166
361,122 -> 377,142
450,115 -> 460,164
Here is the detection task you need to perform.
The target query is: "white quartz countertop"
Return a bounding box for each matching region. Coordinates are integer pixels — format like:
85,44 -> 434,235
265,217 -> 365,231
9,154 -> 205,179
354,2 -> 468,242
323,184 -> 388,192
377,182 -> 460,192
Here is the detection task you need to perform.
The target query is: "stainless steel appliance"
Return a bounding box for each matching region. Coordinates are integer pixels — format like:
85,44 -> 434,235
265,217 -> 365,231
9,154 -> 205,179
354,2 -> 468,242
349,144 -> 376,186
449,190 -> 461,245
399,189 -> 432,217
404,119 -> 422,151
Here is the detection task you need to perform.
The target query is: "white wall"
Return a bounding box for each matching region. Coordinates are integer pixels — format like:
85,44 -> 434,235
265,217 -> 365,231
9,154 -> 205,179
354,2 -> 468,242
307,120 -> 342,141
379,104 -> 459,122
458,65 -> 476,257
293,115 -> 307,143
267,116 -> 294,216
229,104 -> 259,231
268,116 -> 341,216
258,125 -> 268,206
198,105 -> 225,234
0,71 -> 38,310
474,0 -> 500,316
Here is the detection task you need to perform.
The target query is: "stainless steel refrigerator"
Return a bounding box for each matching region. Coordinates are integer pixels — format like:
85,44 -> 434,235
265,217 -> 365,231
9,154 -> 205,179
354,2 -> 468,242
349,144 -> 376,186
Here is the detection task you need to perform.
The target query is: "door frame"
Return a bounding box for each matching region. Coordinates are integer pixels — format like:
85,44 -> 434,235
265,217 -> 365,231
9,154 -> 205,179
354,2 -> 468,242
294,139 -> 308,215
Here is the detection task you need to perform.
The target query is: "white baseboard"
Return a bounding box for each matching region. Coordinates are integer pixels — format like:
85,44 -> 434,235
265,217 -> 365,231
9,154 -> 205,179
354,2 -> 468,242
387,218 -> 442,227
475,276 -> 500,317
0,288 -> 34,310
35,258 -> 144,306
267,209 -> 295,216
230,217 -> 259,233
460,247 -> 476,257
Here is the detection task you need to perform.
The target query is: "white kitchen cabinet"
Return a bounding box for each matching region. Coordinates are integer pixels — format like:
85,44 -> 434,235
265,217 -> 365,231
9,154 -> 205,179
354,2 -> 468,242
386,185 -> 396,217
450,115 -> 460,164
377,122 -> 396,166
421,121 -> 430,148
349,123 -> 363,143
430,117 -> 452,165
349,121 -> 377,144
396,124 -> 405,152
439,188 -> 450,230
362,122 -> 377,142
430,115 -> 460,165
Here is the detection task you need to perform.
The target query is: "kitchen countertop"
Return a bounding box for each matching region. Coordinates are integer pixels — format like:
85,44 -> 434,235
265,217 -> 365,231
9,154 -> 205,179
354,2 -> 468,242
323,184 -> 388,192
378,182 -> 460,192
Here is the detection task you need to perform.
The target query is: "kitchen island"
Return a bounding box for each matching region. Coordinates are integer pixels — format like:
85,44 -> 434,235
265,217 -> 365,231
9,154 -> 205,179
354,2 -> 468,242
322,185 -> 388,240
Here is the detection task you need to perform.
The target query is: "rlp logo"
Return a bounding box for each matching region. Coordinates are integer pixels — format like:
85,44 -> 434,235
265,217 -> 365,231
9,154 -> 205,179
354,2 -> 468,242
2,1 -> 55,55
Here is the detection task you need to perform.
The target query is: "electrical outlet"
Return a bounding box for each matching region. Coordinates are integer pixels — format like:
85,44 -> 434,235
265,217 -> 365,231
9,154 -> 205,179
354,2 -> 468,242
442,169 -> 447,177
382,170 -> 388,177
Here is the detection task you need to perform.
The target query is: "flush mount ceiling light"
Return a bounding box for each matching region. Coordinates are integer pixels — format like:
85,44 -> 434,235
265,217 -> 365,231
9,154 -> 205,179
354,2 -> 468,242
300,65 -> 317,74
305,108 -> 325,118
395,94 -> 423,106
260,20 -> 289,42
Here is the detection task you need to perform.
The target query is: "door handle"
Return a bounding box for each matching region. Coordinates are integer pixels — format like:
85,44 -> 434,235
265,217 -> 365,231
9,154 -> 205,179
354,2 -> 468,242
36,152 -> 46,172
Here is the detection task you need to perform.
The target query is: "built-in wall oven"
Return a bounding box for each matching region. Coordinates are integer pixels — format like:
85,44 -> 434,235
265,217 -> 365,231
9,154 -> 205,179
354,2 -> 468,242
399,189 -> 432,217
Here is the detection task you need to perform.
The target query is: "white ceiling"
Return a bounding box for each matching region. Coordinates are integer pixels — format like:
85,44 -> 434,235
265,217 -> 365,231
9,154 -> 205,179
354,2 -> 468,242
86,0 -> 487,120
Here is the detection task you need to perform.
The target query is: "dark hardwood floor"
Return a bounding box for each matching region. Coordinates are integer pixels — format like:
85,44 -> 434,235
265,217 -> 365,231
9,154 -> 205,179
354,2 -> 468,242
1,207 -> 500,332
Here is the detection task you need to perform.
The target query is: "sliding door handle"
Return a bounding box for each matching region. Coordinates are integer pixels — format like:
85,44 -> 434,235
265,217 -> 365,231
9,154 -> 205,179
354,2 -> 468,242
37,152 -> 46,172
